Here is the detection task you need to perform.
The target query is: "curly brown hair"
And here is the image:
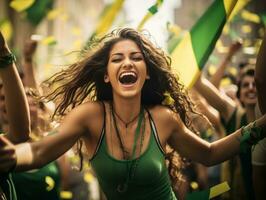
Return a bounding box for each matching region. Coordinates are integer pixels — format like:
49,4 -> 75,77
41,28 -> 197,192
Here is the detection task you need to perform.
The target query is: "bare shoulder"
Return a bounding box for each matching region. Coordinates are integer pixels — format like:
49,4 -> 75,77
148,105 -> 184,142
148,105 -> 182,125
62,101 -> 104,132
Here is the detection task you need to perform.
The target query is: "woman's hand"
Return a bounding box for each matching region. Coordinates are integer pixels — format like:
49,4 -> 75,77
0,31 -> 10,55
0,135 -> 17,173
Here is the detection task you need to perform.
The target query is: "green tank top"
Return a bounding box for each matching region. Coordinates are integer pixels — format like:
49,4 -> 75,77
12,162 -> 61,200
90,108 -> 177,200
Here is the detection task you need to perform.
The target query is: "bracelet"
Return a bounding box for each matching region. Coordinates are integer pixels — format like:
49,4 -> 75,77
0,53 -> 16,68
240,121 -> 265,153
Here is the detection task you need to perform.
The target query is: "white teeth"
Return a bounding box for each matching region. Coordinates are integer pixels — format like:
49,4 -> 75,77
120,71 -> 136,78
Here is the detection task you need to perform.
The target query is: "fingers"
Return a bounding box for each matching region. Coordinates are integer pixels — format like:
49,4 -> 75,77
0,136 -> 16,173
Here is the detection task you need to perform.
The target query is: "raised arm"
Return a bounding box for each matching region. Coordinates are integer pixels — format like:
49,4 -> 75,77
168,112 -> 266,166
210,40 -> 242,88
22,39 -> 38,89
194,75 -> 236,122
255,33 -> 266,114
0,32 -> 30,143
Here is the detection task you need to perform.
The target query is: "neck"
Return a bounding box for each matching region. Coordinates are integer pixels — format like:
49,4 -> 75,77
245,105 -> 256,122
112,94 -> 141,125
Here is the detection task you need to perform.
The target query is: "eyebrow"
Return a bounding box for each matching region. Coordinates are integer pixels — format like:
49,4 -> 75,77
110,51 -> 142,57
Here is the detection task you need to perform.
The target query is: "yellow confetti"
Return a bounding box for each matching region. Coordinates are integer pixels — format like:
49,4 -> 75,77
60,191 -> 73,199
84,172 -> 94,183
227,66 -> 237,76
45,176 -> 55,191
47,9 -> 61,20
60,13 -> 69,21
190,181 -> 199,190
221,78 -> 232,87
243,39 -> 252,47
209,182 -> 230,199
241,25 -> 252,34
241,10 -> 261,24
41,36 -> 57,46
10,0 -> 35,12
71,27 -> 82,36
0,20 -> 13,42
208,65 -> 217,76
73,39 -> 82,49
162,92 -> 175,106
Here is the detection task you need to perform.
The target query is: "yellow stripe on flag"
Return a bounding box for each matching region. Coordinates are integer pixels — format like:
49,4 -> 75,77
137,13 -> 153,31
209,182 -> 230,199
171,33 -> 200,88
95,0 -> 124,37
223,0 -> 237,18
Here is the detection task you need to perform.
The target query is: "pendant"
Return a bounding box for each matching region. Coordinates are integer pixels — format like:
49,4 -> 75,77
117,183 -> 128,193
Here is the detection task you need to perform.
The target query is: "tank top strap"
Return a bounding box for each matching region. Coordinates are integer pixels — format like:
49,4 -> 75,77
89,101 -> 106,161
145,108 -> 165,155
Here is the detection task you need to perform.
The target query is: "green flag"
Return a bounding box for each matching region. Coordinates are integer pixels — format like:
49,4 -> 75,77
170,0 -> 238,88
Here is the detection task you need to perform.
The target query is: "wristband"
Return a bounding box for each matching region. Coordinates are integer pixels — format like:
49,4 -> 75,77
0,53 -> 16,68
240,122 -> 265,153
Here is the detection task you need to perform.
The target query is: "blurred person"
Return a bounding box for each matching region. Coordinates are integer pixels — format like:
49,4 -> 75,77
195,65 -> 258,200
0,28 -> 266,200
251,32 -> 266,200
0,31 -> 30,200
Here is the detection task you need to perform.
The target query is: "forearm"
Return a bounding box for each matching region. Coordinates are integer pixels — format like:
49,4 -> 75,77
209,57 -> 229,88
207,115 -> 266,166
255,34 -> 266,114
194,76 -> 235,120
14,130 -> 81,171
23,59 -> 38,89
0,49 -> 30,142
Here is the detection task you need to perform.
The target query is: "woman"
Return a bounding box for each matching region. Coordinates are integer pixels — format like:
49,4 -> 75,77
0,28 -> 265,200
0,31 -> 30,200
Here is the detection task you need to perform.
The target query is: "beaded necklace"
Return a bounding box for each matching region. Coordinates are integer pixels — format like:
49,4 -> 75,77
110,104 -> 146,193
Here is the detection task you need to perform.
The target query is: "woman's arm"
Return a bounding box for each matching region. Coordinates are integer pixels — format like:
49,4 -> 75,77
22,39 -> 38,89
168,112 -> 266,166
210,40 -> 242,88
0,31 -> 30,143
0,102 -> 94,172
255,33 -> 266,114
194,75 -> 236,122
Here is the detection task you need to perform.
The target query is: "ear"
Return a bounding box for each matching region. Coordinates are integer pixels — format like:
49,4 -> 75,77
104,74 -> 110,83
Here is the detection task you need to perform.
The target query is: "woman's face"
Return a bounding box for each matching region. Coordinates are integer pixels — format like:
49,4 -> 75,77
105,39 -> 149,99
239,75 -> 257,106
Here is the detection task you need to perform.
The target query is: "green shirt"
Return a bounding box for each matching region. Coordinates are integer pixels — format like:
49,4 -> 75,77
90,113 -> 177,200
12,162 -> 61,200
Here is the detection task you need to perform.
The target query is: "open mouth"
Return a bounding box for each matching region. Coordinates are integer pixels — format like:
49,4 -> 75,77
119,71 -> 137,85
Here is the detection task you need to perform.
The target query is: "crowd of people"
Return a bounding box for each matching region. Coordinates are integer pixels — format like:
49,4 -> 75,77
0,24 -> 265,200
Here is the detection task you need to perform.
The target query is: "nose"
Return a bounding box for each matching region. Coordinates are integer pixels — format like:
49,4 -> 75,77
248,82 -> 255,90
122,58 -> 133,68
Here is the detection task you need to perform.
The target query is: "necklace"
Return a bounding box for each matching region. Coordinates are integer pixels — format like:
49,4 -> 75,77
110,104 -> 146,193
113,107 -> 141,128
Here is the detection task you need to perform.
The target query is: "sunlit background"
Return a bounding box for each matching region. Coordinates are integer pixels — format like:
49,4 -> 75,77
1,0 -> 266,199
0,0 -> 265,84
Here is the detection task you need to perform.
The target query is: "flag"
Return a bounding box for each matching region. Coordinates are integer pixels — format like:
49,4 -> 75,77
186,182 -> 230,200
92,0 -> 125,38
137,0 -> 164,30
170,0 -> 238,88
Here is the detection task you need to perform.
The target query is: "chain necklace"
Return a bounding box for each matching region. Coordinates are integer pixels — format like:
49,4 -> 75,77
110,104 -> 146,193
